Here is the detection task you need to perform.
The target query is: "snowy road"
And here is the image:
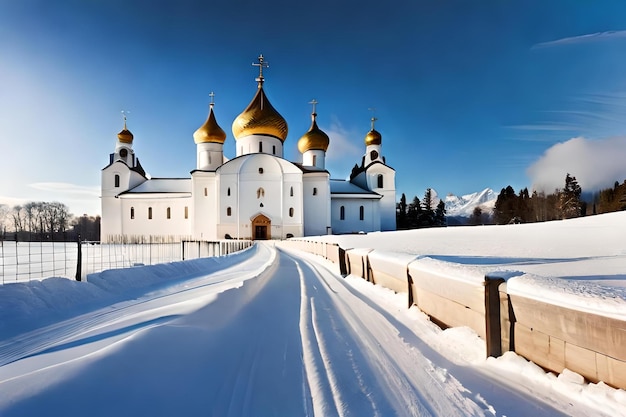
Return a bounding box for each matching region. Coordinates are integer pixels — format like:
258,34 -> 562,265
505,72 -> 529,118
0,243 -> 585,416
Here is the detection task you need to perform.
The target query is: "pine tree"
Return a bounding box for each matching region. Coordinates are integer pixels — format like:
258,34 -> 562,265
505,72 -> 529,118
434,200 -> 446,226
559,173 -> 582,219
407,195 -> 422,228
396,193 -> 408,229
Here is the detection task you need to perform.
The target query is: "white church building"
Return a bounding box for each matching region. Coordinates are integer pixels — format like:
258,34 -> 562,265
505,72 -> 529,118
101,55 -> 396,242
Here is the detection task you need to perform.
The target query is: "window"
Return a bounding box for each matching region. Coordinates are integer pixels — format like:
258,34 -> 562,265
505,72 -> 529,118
359,205 -> 364,221
204,187 -> 207,197
114,174 -> 120,188
227,207 -> 232,216
340,206 -> 345,220
130,207 -> 135,219
312,155 -> 317,166
272,145 -> 276,155
259,142 -> 263,153
313,187 -> 317,196
166,207 -> 171,219
289,207 -> 294,217
290,186 -> 293,197
148,207 -> 153,220
377,174 -> 384,188
258,167 -> 264,174
184,206 -> 188,219
257,187 -> 265,198
227,187 -> 231,196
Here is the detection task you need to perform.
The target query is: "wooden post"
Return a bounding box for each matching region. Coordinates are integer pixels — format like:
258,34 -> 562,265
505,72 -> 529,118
484,275 -> 505,357
338,246 -> 347,276
75,235 -> 82,281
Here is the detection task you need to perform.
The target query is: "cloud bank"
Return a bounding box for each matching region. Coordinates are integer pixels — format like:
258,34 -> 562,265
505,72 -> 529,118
527,136 -> 626,192
533,30 -> 626,49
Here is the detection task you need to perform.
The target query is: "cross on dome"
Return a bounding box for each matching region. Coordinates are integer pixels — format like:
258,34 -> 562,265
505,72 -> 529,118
368,107 -> 378,130
309,99 -> 318,115
252,54 -> 269,84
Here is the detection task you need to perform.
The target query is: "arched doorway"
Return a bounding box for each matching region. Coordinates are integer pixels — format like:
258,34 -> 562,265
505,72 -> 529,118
251,214 -> 271,240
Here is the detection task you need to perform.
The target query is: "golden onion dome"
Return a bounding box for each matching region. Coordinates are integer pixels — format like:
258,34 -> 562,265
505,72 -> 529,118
194,104 -> 226,144
365,129 -> 382,146
232,84 -> 288,142
298,112 -> 329,153
117,119 -> 134,144
364,116 -> 382,146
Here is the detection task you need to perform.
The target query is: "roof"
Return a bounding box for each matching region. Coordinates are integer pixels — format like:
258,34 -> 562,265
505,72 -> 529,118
330,179 -> 381,199
121,178 -> 192,195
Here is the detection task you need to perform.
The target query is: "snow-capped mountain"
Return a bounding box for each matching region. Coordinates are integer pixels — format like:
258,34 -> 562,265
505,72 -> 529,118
444,188 -> 497,218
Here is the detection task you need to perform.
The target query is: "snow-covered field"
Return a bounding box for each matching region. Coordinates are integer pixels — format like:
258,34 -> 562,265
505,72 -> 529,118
1,213 -> 625,416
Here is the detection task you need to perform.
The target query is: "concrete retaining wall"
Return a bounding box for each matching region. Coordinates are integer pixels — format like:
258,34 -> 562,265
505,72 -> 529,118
280,239 -> 626,390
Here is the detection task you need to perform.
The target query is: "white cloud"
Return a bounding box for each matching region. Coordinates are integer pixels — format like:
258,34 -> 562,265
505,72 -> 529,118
527,136 -> 626,192
322,117 -> 364,177
29,182 -> 100,197
533,30 -> 626,49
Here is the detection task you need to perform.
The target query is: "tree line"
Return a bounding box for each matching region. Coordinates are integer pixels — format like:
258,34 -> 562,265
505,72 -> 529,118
0,201 -> 100,241
396,188 -> 446,229
489,173 -> 626,225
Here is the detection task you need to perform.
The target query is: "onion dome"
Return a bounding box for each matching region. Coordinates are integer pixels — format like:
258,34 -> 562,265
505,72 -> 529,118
194,103 -> 226,144
232,55 -> 288,141
232,84 -> 288,142
364,116 -> 382,146
117,118 -> 134,144
298,110 -> 329,153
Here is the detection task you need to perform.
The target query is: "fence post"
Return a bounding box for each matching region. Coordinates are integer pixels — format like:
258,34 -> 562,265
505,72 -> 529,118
484,275 -> 505,357
75,235 -> 82,281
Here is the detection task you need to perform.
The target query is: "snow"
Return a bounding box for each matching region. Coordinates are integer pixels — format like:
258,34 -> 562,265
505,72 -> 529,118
444,188 -> 497,218
1,213 -> 626,416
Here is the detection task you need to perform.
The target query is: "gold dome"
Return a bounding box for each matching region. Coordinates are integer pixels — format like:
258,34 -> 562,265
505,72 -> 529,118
364,116 -> 382,146
117,120 -> 134,144
194,104 -> 226,144
298,112 -> 329,153
365,129 -> 382,146
232,85 -> 288,142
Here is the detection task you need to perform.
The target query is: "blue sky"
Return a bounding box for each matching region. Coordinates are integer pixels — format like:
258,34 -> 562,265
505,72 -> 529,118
3,0 -> 626,216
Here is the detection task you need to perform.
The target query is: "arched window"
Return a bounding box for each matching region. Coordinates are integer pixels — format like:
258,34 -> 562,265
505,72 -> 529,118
259,142 -> 263,153
258,167 -> 264,174
312,155 -> 317,166
184,206 -> 188,219
289,207 -> 294,217
290,186 -> 293,197
148,207 -> 153,220
257,187 -> 265,198
130,207 -> 135,219
227,187 -> 231,196
340,206 -> 345,220
227,207 -> 232,216
166,207 -> 171,219
114,174 -> 120,188
204,187 -> 207,197
377,174 -> 384,188
272,145 -> 276,155
313,187 -> 318,196
359,205 -> 364,221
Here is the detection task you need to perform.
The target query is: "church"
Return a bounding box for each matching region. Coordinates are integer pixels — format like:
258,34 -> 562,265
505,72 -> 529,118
100,55 -> 396,242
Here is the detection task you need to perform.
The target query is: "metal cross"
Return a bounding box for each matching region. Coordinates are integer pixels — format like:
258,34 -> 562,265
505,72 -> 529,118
209,91 -> 215,106
252,54 -> 269,79
309,99 -> 318,114
121,110 -> 130,125
368,107 -> 377,129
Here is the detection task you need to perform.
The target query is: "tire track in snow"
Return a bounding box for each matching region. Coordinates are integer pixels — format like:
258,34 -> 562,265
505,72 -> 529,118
284,247 -> 487,416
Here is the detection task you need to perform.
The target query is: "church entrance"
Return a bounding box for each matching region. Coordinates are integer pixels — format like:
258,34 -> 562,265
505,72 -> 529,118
251,214 -> 271,240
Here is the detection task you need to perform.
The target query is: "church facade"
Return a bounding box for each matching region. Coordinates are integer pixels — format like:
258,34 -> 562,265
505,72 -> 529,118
101,56 -> 396,242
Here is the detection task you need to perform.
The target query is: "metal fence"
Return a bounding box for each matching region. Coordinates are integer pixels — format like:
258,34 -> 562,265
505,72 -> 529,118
0,239 -> 253,284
